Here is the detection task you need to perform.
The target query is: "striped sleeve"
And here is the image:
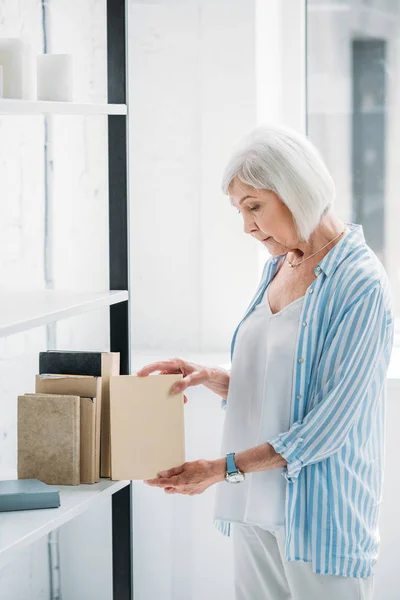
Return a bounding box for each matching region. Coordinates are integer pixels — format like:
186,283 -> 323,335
268,283 -> 389,482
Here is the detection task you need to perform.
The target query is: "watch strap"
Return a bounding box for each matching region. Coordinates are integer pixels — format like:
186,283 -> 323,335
226,452 -> 238,475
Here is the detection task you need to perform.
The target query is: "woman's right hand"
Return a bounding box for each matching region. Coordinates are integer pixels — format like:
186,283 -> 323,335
136,358 -> 230,403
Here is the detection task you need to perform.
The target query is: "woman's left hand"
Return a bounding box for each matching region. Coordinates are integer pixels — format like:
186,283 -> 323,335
144,458 -> 225,496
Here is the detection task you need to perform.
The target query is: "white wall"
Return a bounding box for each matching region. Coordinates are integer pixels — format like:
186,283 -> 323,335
0,0 -> 112,597
127,0 -> 309,355
128,0 -> 262,355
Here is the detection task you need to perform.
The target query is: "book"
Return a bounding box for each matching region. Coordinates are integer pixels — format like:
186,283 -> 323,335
0,479 -> 60,512
18,394 -> 80,486
35,375 -> 102,483
109,374 -> 186,481
0,479 -> 61,512
39,351 -> 120,478
28,392 -> 97,483
79,396 -> 96,483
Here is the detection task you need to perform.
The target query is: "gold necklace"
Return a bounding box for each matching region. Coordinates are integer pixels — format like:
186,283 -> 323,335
286,226 -> 348,268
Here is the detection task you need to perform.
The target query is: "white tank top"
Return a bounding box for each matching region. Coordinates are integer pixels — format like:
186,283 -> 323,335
213,281 -> 305,530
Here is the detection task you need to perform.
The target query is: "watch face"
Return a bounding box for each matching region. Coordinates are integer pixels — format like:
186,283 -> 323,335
226,472 -> 245,483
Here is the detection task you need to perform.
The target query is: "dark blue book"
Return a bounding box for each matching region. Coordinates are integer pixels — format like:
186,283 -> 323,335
0,479 -> 60,512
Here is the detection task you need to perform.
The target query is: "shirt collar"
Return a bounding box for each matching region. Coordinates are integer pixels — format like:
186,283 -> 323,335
273,222 -> 365,278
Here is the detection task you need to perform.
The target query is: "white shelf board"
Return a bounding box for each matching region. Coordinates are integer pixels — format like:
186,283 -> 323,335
0,289 -> 128,337
0,479 -> 130,568
0,100 -> 127,116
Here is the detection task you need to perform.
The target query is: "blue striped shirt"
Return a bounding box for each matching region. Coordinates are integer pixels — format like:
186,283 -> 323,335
215,222 -> 394,579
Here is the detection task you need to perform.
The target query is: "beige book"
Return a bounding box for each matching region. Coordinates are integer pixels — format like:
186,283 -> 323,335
36,375 -> 102,482
79,397 -> 96,483
110,374 -> 185,481
18,393 -> 80,486
99,353 -> 120,478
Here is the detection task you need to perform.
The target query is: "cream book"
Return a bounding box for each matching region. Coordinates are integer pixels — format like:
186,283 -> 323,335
35,374 -> 101,483
18,393 -> 80,486
110,375 -> 185,481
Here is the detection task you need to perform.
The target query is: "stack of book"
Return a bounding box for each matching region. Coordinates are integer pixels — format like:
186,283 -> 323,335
17,351 -> 187,485
18,351 -> 119,486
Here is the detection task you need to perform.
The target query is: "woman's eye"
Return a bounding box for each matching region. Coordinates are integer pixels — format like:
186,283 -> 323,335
250,206 -> 259,212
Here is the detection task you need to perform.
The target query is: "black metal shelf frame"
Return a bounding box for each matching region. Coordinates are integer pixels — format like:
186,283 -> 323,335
107,1 -> 133,599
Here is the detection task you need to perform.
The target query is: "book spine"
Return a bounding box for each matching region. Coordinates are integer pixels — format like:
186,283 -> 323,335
72,401 -> 80,486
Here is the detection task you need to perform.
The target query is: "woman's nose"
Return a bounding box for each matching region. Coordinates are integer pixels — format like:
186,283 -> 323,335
243,215 -> 256,235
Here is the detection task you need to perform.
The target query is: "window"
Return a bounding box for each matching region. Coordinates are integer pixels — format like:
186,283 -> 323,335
307,0 -> 400,340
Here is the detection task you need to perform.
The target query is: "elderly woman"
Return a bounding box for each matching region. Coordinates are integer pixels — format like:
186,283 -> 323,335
138,125 -> 394,600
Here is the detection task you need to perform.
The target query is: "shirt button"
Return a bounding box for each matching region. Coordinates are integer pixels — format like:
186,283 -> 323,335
309,289 -> 313,294
296,394 -> 302,399
298,357 -> 304,363
302,321 -> 307,327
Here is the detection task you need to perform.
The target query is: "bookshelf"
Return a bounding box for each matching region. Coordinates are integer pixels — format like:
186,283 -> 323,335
0,290 -> 129,337
0,479 -> 130,570
0,1 -> 133,599
0,100 -> 127,115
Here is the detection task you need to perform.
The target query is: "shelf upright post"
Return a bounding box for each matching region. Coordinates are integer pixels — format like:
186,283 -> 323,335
107,1 -> 133,599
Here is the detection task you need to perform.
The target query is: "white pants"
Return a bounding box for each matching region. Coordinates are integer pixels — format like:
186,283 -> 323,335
232,523 -> 374,600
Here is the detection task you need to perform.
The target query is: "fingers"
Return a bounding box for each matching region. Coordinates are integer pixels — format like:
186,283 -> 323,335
145,475 -> 181,487
136,361 -> 173,376
161,375 -> 188,403
144,464 -> 185,486
159,464 -> 184,478
164,487 -> 194,495
164,486 -> 197,496
170,370 -> 208,394
136,359 -> 183,377
135,363 -> 190,403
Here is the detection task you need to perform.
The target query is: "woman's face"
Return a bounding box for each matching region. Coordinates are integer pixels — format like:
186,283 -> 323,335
229,178 -> 298,255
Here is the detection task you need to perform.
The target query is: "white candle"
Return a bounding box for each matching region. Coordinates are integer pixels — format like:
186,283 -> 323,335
0,39 -> 24,99
37,54 -> 73,102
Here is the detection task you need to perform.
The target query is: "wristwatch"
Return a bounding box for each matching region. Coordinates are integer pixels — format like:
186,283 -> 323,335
225,452 -> 245,483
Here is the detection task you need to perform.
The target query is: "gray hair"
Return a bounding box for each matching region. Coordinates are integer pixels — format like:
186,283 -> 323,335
221,124 -> 335,242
